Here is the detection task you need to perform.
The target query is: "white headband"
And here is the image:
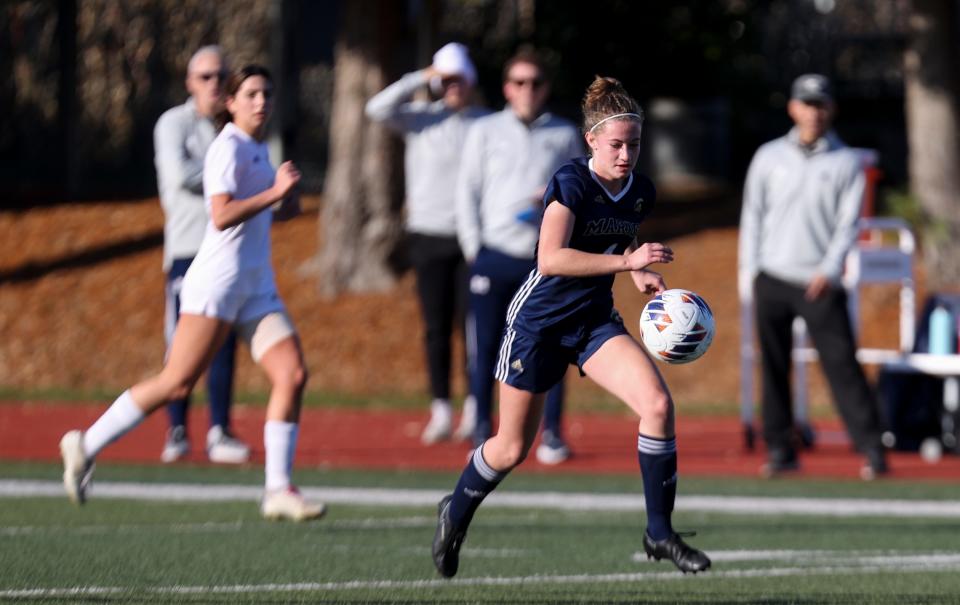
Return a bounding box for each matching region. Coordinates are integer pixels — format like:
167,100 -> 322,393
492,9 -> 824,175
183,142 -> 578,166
589,112 -> 642,133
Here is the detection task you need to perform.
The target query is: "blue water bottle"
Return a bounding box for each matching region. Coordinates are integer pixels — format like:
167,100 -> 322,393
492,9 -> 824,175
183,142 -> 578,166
928,305 -> 955,355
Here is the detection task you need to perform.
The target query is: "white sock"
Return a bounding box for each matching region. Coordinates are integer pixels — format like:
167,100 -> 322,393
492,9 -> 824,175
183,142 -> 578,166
264,420 -> 298,492
460,395 -> 477,421
83,390 -> 146,458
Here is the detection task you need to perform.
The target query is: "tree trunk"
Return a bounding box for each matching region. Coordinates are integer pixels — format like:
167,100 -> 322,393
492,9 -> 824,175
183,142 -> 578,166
315,1 -> 405,296
904,0 -> 960,289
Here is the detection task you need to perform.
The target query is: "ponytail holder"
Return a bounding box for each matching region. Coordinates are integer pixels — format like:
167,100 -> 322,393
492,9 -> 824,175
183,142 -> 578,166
589,112 -> 642,133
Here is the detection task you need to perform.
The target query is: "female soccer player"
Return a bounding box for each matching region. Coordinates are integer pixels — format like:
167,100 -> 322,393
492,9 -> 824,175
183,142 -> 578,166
59,65 -> 325,521
432,76 -> 711,576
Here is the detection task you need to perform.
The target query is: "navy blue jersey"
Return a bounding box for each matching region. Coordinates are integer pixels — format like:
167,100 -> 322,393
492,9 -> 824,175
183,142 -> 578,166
506,157 -> 656,346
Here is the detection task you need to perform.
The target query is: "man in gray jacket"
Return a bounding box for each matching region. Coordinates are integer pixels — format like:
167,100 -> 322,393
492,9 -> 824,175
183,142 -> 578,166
366,43 -> 490,445
153,45 -> 249,464
738,74 -> 887,480
456,48 -> 583,463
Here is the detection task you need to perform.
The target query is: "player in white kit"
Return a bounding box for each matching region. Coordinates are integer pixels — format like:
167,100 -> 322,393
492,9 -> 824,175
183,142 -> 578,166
59,64 -> 324,521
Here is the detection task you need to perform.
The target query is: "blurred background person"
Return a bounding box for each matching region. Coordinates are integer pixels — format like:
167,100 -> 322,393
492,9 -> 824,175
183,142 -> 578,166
456,48 -> 582,464
62,64 -> 324,521
365,42 -> 490,445
738,74 -> 888,480
153,44 -> 250,464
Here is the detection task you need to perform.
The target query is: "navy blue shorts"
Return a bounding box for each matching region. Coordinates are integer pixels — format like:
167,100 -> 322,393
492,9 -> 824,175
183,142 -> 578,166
494,318 -> 629,393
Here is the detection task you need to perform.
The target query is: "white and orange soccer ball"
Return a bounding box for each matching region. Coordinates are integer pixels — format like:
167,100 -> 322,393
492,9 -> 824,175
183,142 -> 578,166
639,289 -> 715,364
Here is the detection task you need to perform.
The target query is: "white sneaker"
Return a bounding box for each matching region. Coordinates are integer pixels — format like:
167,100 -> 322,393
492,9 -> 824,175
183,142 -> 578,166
535,430 -> 571,465
453,395 -> 477,442
421,401 -> 453,445
261,486 -> 326,521
206,425 -> 251,464
59,430 -> 95,505
160,425 -> 190,463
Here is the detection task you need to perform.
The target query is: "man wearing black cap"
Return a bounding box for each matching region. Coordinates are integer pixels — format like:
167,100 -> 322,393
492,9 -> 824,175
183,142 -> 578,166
738,73 -> 889,480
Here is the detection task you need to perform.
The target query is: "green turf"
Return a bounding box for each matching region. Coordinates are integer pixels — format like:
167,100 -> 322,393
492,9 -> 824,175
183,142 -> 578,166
0,385 -> 749,415
0,385 -> 434,410
3,460 -> 959,500
2,464 -> 960,603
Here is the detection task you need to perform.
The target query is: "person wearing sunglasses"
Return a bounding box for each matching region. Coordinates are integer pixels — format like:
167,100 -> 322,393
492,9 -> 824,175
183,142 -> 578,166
455,48 -> 582,464
153,45 -> 250,466
64,64 -> 324,521
366,43 -> 490,446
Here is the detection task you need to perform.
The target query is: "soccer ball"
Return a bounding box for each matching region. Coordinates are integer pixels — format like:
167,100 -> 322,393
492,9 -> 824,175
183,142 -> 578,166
639,289 -> 715,364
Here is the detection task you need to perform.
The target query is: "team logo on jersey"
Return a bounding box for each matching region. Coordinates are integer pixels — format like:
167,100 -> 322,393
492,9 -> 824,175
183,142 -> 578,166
634,198 -> 645,212
511,358 -> 524,373
593,195 -> 605,204
583,218 -> 641,237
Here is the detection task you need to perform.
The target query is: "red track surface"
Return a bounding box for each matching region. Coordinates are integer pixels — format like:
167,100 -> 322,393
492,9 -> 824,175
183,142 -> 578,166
1,402 -> 958,481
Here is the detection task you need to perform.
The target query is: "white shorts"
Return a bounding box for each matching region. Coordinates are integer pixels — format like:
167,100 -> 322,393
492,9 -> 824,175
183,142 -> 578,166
179,286 -> 295,361
179,285 -> 285,324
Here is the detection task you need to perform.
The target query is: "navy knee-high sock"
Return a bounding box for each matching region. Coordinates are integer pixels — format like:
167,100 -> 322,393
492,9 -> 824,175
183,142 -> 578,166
638,434 -> 677,541
448,443 -> 507,529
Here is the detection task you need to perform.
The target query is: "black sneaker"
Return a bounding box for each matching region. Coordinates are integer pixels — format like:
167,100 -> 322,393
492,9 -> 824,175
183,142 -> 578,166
760,447 -> 799,478
432,494 -> 467,578
860,447 -> 889,481
642,531 -> 711,573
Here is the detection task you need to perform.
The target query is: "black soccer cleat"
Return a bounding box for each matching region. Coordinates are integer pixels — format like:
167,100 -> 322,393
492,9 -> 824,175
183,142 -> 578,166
760,447 -> 800,479
860,446 -> 889,481
642,530 -> 711,574
432,494 -> 467,578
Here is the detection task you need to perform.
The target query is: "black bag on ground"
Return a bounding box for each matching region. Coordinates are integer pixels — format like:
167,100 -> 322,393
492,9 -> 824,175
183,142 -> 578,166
877,293 -> 960,452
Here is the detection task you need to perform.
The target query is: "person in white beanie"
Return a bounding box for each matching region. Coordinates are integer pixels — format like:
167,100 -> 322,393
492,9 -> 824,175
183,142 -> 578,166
366,42 -> 490,445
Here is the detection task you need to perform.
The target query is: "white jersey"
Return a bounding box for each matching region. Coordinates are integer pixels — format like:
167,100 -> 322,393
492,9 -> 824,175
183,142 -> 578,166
182,122 -> 277,298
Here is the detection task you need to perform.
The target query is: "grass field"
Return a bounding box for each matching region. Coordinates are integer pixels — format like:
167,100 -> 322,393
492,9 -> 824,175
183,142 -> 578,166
2,462 -> 960,603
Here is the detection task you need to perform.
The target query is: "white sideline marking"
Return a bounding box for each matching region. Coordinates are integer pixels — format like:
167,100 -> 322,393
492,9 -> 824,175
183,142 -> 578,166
4,479 -> 960,518
2,553 -> 960,598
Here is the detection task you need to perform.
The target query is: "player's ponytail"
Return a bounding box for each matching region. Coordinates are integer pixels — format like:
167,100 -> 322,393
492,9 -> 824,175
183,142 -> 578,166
215,64 -> 274,131
581,76 -> 642,135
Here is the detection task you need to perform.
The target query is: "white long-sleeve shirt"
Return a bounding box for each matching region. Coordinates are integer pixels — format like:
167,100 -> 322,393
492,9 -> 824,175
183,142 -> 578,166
738,128 -> 865,291
455,108 -> 583,261
154,97 -> 217,271
365,70 -> 490,237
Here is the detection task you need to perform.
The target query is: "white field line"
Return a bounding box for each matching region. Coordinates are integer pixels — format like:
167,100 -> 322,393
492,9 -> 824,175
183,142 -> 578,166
633,549 -> 960,563
2,553 -> 960,598
327,545 -> 535,558
3,479 -> 960,518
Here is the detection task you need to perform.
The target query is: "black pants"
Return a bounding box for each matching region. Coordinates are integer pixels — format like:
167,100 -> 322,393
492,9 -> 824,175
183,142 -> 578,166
754,272 -> 883,453
407,232 -> 468,401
